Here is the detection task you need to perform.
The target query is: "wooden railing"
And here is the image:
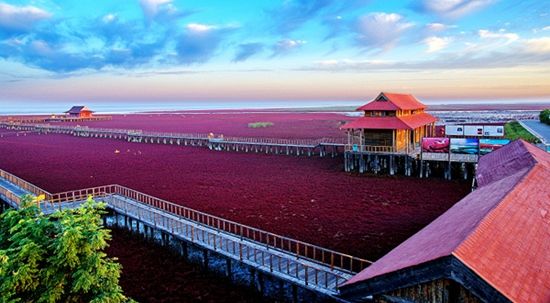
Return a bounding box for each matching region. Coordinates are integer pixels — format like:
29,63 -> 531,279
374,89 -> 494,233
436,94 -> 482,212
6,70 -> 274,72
0,169 -> 51,198
344,144 -> 420,154
113,185 -> 371,274
219,136 -> 318,146
345,144 -> 396,153
107,194 -> 351,291
0,122 -> 346,147
0,186 -> 21,206
0,168 -> 371,274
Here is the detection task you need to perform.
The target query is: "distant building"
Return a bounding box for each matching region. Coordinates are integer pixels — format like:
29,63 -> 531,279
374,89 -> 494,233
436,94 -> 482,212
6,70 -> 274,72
65,106 -> 94,118
341,92 -> 437,154
339,139 -> 550,303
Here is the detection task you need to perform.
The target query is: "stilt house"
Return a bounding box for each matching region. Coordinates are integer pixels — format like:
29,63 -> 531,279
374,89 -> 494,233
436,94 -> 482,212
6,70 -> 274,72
341,93 -> 437,154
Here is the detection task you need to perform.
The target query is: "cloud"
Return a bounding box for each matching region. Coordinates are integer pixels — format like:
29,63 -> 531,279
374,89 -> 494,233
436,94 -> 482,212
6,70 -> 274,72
176,23 -> 236,64
525,37 -> 550,54
268,0 -> 370,34
272,39 -> 306,56
321,15 -> 346,40
0,39 -> 102,72
415,0 -> 494,18
478,29 -> 519,43
303,46 -> 550,72
102,14 -> 118,24
138,0 -> 189,24
0,12 -> 176,72
424,36 -> 453,52
543,26 -> 550,31
426,22 -> 455,32
233,43 -> 264,62
354,13 -> 413,50
0,2 -> 51,34
268,0 -> 334,34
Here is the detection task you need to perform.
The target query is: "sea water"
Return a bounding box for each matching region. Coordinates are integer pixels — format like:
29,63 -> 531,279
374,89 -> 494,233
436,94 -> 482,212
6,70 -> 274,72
0,100 -> 361,115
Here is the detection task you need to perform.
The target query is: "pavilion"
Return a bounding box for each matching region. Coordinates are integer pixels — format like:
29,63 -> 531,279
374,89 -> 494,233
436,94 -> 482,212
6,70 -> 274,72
341,92 -> 437,154
65,106 -> 94,118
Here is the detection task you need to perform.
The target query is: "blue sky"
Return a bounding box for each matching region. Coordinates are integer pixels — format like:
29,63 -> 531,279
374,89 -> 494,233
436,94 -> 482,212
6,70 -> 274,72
0,0 -> 549,103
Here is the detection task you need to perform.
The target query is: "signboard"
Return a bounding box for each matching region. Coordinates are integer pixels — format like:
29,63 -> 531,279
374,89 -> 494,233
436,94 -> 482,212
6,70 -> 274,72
450,138 -> 479,154
464,125 -> 484,136
445,125 -> 464,136
422,137 -> 450,153
479,139 -> 510,155
422,153 -> 449,161
483,125 -> 504,137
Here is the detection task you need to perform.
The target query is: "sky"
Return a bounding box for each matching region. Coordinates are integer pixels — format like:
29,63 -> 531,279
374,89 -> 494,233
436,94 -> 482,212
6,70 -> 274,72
0,0 -> 550,105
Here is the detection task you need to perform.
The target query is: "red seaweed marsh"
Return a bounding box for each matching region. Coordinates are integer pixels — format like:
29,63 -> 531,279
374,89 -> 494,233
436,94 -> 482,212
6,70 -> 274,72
58,112 -> 350,139
0,112 -> 469,260
107,228 -> 271,303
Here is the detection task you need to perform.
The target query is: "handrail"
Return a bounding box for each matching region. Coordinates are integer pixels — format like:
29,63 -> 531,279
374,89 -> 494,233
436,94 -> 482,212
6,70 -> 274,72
111,184 -> 372,274
0,122 -> 346,146
0,169 -> 52,198
344,144 -> 417,154
0,167 -> 371,274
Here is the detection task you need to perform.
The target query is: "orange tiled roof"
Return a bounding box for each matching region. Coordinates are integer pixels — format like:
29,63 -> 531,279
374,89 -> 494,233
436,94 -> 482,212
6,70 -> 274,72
342,140 -> 550,303
357,92 -> 427,111
340,113 -> 436,130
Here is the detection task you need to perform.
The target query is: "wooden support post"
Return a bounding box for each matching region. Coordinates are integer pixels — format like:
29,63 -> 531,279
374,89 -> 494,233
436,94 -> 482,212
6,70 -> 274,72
257,271 -> 264,295
278,280 -> 285,301
226,258 -> 232,281
250,268 -> 256,289
292,284 -> 298,303
203,249 -> 209,269
180,240 -> 188,259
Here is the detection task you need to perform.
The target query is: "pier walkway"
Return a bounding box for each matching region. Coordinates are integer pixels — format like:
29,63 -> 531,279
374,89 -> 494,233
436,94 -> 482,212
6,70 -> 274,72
0,168 -> 371,300
0,122 -> 345,157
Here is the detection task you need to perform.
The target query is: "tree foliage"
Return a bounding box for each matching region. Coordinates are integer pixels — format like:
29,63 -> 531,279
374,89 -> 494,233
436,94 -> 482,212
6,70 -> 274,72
0,195 -> 133,303
540,109 -> 550,125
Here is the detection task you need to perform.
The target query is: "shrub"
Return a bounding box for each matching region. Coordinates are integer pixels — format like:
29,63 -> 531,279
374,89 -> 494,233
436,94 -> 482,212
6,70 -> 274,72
540,109 -> 550,125
0,195 -> 133,303
248,122 -> 274,128
504,121 -> 540,143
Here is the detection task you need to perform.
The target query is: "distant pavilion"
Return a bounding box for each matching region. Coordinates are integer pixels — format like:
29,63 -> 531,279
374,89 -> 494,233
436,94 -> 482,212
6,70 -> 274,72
341,92 -> 437,154
65,106 -> 94,118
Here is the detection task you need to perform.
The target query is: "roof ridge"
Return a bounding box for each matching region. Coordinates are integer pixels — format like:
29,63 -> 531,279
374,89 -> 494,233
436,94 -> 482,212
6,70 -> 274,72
519,139 -> 550,168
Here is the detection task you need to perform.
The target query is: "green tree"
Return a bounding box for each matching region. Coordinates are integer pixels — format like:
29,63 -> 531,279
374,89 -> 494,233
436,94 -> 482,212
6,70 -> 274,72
540,109 -> 550,125
0,195 -> 133,303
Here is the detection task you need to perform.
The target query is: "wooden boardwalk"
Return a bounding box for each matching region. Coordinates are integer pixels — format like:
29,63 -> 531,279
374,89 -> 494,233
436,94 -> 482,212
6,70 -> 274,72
0,122 -> 345,157
0,168 -> 371,298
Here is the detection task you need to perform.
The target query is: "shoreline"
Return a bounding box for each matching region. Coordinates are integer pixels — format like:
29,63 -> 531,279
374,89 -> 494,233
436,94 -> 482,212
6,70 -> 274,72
1,101 -> 549,116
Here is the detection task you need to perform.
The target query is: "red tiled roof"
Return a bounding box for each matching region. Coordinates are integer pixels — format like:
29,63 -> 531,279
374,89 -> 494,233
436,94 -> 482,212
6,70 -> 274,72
400,113 -> 437,129
357,92 -> 427,111
65,106 -> 94,114
342,140 -> 550,303
340,113 -> 436,130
